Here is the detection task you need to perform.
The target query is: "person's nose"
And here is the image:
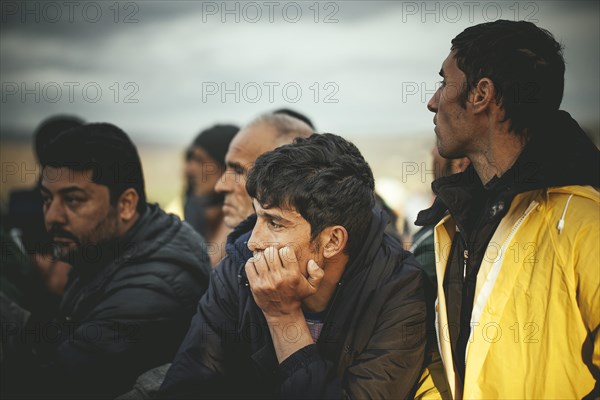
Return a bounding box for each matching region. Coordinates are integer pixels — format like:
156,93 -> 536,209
427,87 -> 440,113
247,220 -> 275,253
247,229 -> 264,253
214,170 -> 232,194
44,197 -> 67,229
184,160 -> 196,179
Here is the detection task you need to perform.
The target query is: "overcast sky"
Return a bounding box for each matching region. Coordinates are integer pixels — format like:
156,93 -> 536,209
1,1 -> 598,144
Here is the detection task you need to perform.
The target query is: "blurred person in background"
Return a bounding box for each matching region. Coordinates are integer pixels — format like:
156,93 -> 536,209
214,112 -> 314,229
1,123 -> 211,398
3,115 -> 84,314
411,146 -> 470,289
273,107 -> 316,130
167,124 -> 238,266
417,20 -> 599,398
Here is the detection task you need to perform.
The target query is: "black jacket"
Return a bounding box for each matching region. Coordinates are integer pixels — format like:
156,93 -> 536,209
19,204 -> 211,398
160,207 -> 427,399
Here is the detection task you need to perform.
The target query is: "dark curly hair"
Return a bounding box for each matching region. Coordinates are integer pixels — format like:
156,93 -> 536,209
246,133 -> 375,258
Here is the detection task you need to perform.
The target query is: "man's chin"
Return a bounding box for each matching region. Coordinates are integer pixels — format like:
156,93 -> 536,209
52,242 -> 79,261
223,214 -> 243,229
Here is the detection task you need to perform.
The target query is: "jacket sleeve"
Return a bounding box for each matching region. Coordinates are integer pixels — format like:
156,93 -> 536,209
159,257 -> 240,399
573,204 -> 600,384
278,265 -> 428,399
31,266 -> 205,398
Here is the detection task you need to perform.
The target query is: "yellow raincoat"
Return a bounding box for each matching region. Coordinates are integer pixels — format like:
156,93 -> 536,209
433,185 -> 599,399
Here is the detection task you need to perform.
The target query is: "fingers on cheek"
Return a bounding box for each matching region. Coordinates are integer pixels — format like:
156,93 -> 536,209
244,262 -> 256,280
278,247 -> 288,263
280,246 -> 297,264
265,247 -> 277,265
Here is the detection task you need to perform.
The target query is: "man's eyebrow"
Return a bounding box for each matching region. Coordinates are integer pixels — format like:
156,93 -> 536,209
58,187 -> 87,195
226,161 -> 246,173
256,208 -> 291,225
40,186 -> 87,196
264,211 -> 291,224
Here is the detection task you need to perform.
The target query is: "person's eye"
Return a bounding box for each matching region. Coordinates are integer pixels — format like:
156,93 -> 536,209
64,196 -> 83,206
439,80 -> 446,87
268,220 -> 283,230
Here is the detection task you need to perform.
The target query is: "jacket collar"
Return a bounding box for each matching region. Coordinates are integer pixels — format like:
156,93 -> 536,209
340,206 -> 388,281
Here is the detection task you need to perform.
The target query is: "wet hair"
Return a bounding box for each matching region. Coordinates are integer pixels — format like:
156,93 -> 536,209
451,20 -> 565,137
42,123 -> 147,213
246,133 -> 375,258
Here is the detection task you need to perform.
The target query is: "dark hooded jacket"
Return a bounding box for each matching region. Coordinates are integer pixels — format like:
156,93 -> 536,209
9,204 -> 211,399
160,207 -> 428,399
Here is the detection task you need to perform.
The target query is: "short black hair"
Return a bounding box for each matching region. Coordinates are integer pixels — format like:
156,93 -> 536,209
42,123 -> 147,213
246,133 -> 375,258
451,20 -> 565,137
34,115 -> 85,161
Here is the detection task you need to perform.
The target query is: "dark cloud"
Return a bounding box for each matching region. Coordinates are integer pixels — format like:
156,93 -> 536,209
0,1 -> 597,143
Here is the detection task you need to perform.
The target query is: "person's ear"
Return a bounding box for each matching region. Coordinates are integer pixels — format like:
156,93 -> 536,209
470,77 -> 496,114
320,226 -> 348,259
117,188 -> 139,222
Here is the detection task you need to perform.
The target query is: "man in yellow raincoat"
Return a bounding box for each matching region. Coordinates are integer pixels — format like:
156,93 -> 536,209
416,20 -> 599,399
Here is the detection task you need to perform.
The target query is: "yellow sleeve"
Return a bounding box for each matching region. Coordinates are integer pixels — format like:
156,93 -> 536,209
572,197 -> 600,376
413,347 -> 451,400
